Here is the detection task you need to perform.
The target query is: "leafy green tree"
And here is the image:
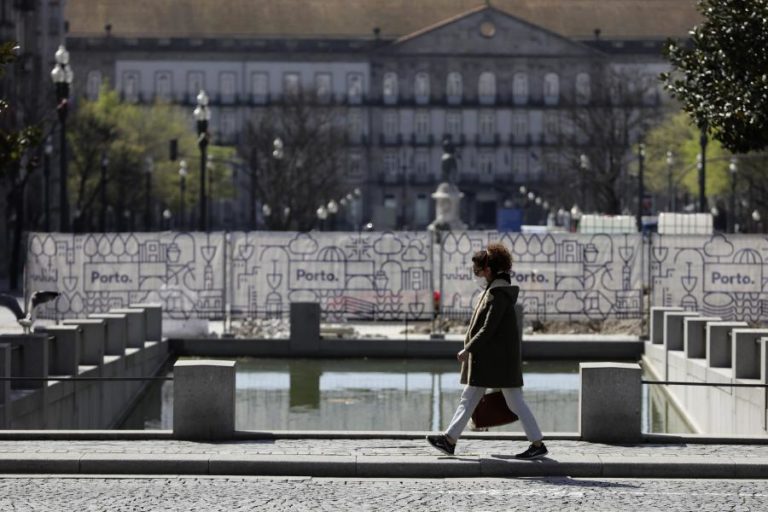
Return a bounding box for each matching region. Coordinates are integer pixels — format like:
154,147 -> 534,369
0,41 -> 43,289
663,0 -> 768,153
642,110 -> 730,210
68,85 -> 232,231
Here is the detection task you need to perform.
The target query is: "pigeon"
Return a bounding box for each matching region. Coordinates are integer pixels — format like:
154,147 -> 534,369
0,291 -> 60,334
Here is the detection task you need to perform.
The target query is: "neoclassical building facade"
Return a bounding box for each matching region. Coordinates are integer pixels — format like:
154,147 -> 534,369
65,1 -> 697,230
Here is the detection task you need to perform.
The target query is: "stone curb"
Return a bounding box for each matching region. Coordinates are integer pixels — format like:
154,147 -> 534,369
0,453 -> 766,479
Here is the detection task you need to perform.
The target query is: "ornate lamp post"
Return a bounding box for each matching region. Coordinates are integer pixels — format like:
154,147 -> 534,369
327,199 -> 339,231
43,137 -> 53,231
50,44 -> 74,232
144,156 -> 154,231
100,153 -> 109,231
666,151 -> 675,212
178,160 -> 188,230
316,205 -> 328,231
699,125 -> 708,213
193,90 -> 211,231
636,143 -> 645,232
729,157 -> 738,233
262,203 -> 272,230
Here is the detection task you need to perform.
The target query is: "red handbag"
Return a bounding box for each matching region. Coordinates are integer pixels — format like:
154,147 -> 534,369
471,391 -> 519,428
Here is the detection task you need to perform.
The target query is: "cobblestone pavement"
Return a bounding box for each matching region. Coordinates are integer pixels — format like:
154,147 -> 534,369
0,475 -> 765,511
0,438 -> 765,458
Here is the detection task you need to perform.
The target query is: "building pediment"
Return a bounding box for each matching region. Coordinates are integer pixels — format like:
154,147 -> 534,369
388,6 -> 597,57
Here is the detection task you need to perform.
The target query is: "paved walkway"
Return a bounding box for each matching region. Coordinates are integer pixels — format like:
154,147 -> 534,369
0,438 -> 765,479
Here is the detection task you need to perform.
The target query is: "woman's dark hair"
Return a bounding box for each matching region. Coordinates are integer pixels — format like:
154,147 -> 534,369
472,242 -> 512,275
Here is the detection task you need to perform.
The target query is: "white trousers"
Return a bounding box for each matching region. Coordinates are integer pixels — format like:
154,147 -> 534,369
444,386 -> 543,443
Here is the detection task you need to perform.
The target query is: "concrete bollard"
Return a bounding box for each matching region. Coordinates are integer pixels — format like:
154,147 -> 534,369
684,317 -> 721,359
35,326 -> 81,376
579,362 -> 642,443
731,329 -> 768,379
173,360 -> 236,440
0,344 -> 10,428
290,303 -> 321,355
650,307 -> 683,344
0,334 -> 49,389
129,303 -> 163,341
62,319 -> 106,366
707,321 -> 748,369
109,309 -> 146,349
663,311 -> 699,351
88,313 -> 128,356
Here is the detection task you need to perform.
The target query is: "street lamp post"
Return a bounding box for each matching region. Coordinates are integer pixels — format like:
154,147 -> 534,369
144,156 -> 154,231
666,150 -> 674,212
729,157 -> 738,233
193,90 -> 211,231
401,165 -> 408,230
327,200 -> 339,231
262,204 -> 272,230
317,205 -> 328,231
43,137 -> 53,231
50,44 -> 73,232
100,153 -> 109,232
178,160 -> 188,230
699,125 -> 708,213
637,144 -> 645,232
207,157 -> 214,229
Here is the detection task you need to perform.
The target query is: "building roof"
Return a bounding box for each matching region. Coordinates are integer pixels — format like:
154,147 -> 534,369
66,0 -> 700,41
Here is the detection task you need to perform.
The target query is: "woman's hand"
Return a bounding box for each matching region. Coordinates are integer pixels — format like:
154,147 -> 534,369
457,349 -> 469,363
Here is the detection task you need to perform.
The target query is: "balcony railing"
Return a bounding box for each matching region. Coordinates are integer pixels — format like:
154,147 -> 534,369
410,133 -> 434,146
379,133 -> 403,146
476,133 -> 501,147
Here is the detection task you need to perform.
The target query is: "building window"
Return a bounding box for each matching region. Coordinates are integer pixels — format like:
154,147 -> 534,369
544,72 -> 560,105
251,72 -> 268,104
478,72 -> 496,105
446,72 -> 463,105
543,112 -> 559,142
383,72 -> 398,105
349,152 -> 363,179
479,153 -> 494,176
479,111 -> 495,137
155,71 -> 173,102
188,71 -> 205,101
86,70 -> 102,101
383,111 -> 398,138
512,72 -> 528,105
220,111 -> 236,143
415,194 -> 429,225
415,110 -> 430,136
384,193 -> 397,209
220,72 -> 237,104
348,110 -> 363,141
575,72 -> 591,105
511,113 -> 528,141
284,72 -> 300,98
414,72 -> 430,105
446,112 -> 462,140
415,151 -> 429,177
512,151 -> 527,176
122,71 -> 140,103
315,73 -> 332,103
384,151 -> 399,176
347,73 -> 363,104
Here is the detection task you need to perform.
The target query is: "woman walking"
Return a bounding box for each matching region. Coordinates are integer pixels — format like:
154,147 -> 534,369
427,242 -> 547,459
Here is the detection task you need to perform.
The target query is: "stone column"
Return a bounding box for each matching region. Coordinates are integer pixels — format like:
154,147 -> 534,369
579,362 -> 642,443
289,303 -> 321,356
173,360 -> 236,440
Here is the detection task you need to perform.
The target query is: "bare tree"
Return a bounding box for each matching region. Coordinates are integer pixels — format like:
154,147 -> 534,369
551,68 -> 665,214
239,93 -> 347,231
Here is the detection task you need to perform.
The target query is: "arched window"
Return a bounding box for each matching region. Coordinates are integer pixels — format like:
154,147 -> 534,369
86,70 -> 102,101
383,72 -> 398,105
543,72 -> 560,105
446,72 -> 463,105
512,72 -> 528,105
478,72 -> 496,105
155,71 -> 173,102
414,72 -> 430,105
575,73 -> 591,105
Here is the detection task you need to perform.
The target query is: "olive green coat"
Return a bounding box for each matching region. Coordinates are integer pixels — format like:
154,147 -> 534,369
460,280 -> 523,388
